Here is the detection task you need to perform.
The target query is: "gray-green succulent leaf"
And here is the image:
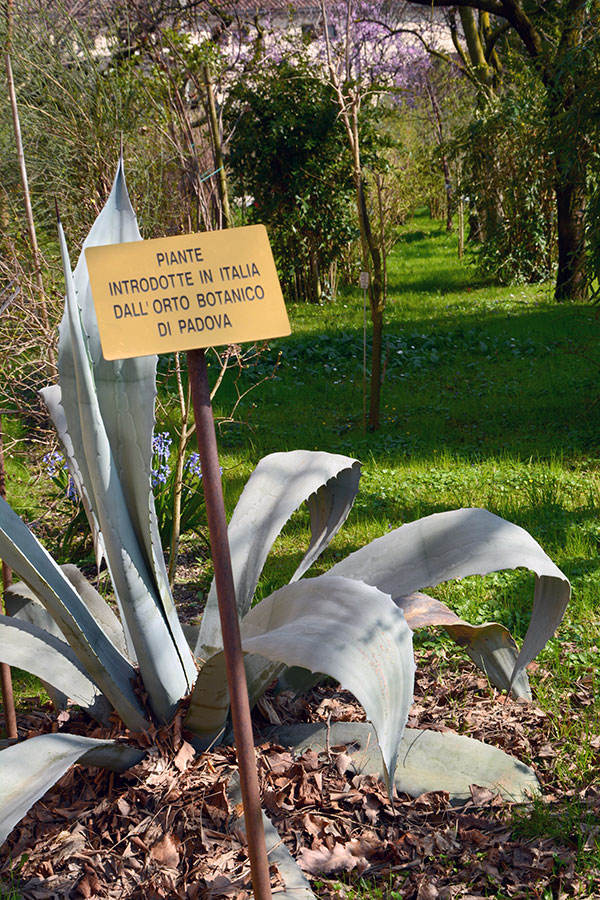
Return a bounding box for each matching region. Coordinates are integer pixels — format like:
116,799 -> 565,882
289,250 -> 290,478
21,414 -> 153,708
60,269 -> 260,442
0,734 -> 145,844
327,507 -> 570,695
0,615 -> 112,723
187,574 -> 415,792
195,450 -> 361,662
44,163 -> 196,721
0,495 -> 148,731
270,721 -> 540,805
6,565 -> 130,660
6,566 -> 132,710
398,590 -> 532,699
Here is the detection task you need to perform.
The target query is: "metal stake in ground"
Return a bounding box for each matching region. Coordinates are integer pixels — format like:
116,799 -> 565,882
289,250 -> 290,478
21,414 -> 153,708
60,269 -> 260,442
0,410 -> 17,740
187,348 -> 272,900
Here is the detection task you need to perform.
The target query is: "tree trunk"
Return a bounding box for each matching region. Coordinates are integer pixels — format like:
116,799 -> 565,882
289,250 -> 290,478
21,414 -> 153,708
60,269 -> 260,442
424,76 -> 453,231
309,251 -> 322,303
203,63 -> 233,230
369,302 -> 383,431
319,0 -> 384,428
350,112 -> 384,430
356,174 -> 384,430
555,176 -> 587,301
547,4 -> 588,301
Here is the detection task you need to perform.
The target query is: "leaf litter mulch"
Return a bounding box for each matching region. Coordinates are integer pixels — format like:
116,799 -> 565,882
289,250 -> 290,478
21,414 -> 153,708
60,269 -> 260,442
1,647 -> 599,900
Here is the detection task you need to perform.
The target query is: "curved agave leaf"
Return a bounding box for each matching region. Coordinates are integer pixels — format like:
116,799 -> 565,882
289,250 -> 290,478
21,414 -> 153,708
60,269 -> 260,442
0,616 -> 112,723
187,575 -> 415,791
399,591 -> 531,699
40,159 -> 144,571
5,580 -> 64,640
6,567 -> 131,710
0,734 -> 144,844
6,566 -> 130,659
75,162 -> 190,671
40,384 -> 106,570
6,576 -> 68,710
228,772 -> 317,899
274,664 -> 322,698
0,496 -> 148,731
328,508 -> 570,693
60,564 -> 130,657
50,210 -> 194,720
195,451 -> 361,662
271,721 -> 540,804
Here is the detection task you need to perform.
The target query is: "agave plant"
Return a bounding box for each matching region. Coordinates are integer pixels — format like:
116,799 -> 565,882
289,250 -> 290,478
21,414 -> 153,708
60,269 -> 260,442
0,162 -> 570,866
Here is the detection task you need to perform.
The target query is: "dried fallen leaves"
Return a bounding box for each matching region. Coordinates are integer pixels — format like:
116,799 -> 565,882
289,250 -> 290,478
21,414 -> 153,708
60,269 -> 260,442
1,648 -> 598,899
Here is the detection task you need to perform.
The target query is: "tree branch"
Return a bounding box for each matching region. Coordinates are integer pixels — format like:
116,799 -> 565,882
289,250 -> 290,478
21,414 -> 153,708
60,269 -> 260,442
401,0 -> 543,60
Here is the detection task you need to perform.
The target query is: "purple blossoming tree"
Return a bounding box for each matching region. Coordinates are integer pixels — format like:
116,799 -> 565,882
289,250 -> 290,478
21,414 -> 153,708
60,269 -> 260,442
316,0 -> 429,429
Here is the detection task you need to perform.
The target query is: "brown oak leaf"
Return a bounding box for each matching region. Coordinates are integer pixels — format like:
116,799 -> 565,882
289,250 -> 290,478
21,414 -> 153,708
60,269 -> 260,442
149,833 -> 181,868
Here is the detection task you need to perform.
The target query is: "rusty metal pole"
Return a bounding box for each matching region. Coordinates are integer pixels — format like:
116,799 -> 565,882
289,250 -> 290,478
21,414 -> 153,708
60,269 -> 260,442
0,411 -> 18,740
186,348 -> 272,900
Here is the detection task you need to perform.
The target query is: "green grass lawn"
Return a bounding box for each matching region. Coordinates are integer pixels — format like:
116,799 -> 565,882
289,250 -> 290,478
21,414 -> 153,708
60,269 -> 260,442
210,214 -> 600,894
209,215 -> 600,652
3,212 -> 599,896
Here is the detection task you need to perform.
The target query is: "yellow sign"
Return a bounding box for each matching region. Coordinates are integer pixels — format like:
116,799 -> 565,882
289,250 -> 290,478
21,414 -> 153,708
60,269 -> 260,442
85,225 -> 290,360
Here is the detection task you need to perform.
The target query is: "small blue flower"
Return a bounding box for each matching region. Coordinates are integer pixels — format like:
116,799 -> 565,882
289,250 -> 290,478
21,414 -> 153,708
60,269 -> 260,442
151,463 -> 170,487
185,452 -> 202,479
43,450 -> 64,477
66,477 -> 78,502
152,432 -> 172,461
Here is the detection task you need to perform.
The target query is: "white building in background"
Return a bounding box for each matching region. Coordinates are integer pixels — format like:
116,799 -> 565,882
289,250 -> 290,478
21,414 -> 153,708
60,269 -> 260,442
210,0 -> 455,53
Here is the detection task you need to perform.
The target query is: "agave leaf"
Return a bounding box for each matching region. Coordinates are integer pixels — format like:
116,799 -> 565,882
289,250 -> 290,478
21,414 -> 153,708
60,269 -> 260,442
185,652 -> 230,749
0,496 -> 148,731
0,734 -> 144,844
40,384 -> 106,570
6,567 -> 132,709
190,652 -> 286,750
52,161 -> 195,684
6,577 -> 72,709
0,615 -> 112,723
328,508 -> 570,693
6,566 -> 130,659
228,773 -> 316,899
188,575 -> 415,790
51,210 -> 194,720
60,564 -> 130,657
5,580 -> 64,640
270,722 -> 540,804
41,158 -> 144,566
75,161 -> 191,673
209,652 -> 287,748
274,665 -> 322,698
399,591 -> 531,699
195,451 -> 361,662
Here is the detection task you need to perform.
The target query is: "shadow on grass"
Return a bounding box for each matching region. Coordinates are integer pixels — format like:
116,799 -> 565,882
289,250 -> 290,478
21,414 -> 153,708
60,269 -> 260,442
215,298 -> 600,463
